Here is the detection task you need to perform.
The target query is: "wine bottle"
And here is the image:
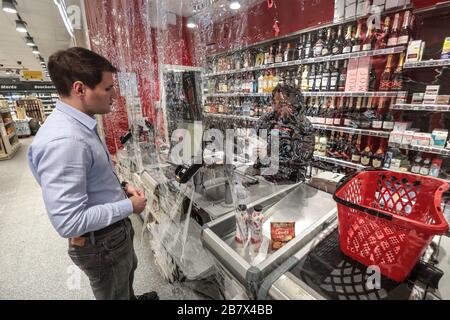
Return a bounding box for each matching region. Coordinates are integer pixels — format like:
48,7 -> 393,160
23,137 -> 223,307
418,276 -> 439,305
382,99 -> 395,131
301,65 -> 310,91
314,29 -> 326,57
338,60 -> 348,92
327,131 -> 337,157
391,52 -> 405,91
344,97 -> 354,127
362,23 -> 377,51
360,136 -> 374,166
321,61 -> 331,91
308,65 -> 316,92
343,25 -> 354,54
372,139 -> 386,169
351,135 -> 362,163
325,97 -> 335,125
332,25 -> 344,55
376,16 -> 391,50
379,54 -> 394,91
275,43 -> 283,63
341,133 -> 353,161
369,67 -> 377,91
352,22 -> 363,52
284,43 -> 293,62
297,35 -> 305,60
372,98 -> 385,130
398,10 -> 412,46
333,97 -> 343,126
387,13 -> 401,47
329,61 -> 340,91
314,64 -> 323,92
304,33 -> 314,59
321,28 -> 333,56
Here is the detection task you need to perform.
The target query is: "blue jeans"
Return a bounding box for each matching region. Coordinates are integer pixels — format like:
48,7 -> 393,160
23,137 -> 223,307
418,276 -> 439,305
68,218 -> 138,300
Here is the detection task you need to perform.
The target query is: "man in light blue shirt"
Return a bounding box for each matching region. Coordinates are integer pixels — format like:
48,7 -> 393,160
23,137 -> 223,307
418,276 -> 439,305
28,47 -> 158,300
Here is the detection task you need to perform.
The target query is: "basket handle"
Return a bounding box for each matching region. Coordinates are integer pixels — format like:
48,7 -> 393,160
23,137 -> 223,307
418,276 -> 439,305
333,194 -> 393,221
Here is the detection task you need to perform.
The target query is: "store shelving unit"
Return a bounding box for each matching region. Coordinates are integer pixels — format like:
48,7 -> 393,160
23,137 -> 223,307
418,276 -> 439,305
389,142 -> 450,157
313,155 -> 367,171
404,59 -> 450,69
392,104 -> 450,112
16,98 -> 46,124
312,124 -> 391,138
204,46 -> 406,78
206,91 -> 406,99
203,113 -> 258,122
0,101 -> 21,160
36,93 -> 58,117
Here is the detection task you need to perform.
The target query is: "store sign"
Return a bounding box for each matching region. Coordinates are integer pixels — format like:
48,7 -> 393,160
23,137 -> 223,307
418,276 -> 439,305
21,70 -> 44,81
0,82 -> 56,93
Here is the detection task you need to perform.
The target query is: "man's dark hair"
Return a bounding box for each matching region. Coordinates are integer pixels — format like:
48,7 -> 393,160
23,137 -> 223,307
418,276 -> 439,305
48,47 -> 118,97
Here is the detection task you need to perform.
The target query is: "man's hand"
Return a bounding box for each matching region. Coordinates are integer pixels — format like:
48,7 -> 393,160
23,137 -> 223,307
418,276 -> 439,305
125,184 -> 144,198
130,195 -> 147,214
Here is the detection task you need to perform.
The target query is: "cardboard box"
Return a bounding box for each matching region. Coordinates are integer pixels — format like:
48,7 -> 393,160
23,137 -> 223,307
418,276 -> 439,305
423,94 -> 438,104
432,129 -> 449,148
436,95 -> 450,105
345,58 -> 359,92
401,130 -> 416,145
407,40 -> 425,62
394,122 -> 412,131
425,85 -> 440,95
356,57 -> 371,92
412,132 -> 432,146
389,131 -> 404,144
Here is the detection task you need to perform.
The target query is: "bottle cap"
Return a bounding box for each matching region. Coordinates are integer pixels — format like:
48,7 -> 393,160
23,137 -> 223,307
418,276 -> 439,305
238,204 -> 247,211
254,205 -> 263,212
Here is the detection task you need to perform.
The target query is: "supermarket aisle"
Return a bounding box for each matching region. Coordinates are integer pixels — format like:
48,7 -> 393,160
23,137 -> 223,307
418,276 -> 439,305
0,137 -> 200,300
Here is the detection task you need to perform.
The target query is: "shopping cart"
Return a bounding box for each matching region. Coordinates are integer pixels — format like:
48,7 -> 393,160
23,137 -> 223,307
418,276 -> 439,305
334,170 -> 449,282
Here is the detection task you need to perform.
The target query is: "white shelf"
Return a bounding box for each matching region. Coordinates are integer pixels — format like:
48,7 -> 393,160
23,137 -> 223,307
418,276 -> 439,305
404,59 -> 450,69
389,143 -> 450,157
206,91 -> 405,99
313,155 -> 367,170
312,124 -> 391,138
203,113 -> 259,122
204,46 -> 406,78
393,104 -> 450,112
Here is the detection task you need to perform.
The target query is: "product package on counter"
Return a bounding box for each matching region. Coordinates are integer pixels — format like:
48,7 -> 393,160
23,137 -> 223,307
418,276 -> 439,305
271,222 -> 296,250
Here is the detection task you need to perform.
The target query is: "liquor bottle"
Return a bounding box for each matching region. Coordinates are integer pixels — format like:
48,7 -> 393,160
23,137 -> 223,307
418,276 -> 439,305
268,70 -> 274,92
343,25 -> 354,54
372,139 -> 386,169
252,74 -> 258,93
391,52 -> 405,91
308,65 -> 316,92
376,16 -> 391,50
335,132 -> 346,159
333,97 -> 344,126
344,97 -> 354,127
294,66 -> 301,89
372,98 -> 385,130
258,73 -> 264,94
317,98 -> 326,124
325,98 -> 335,125
263,71 -> 269,93
327,131 -> 337,157
314,63 -> 323,92
398,10 -> 412,46
275,43 -> 283,63
332,25 -> 344,55
264,47 -> 270,65
341,133 -> 353,161
284,43 -> 293,62
272,70 -> 280,89
352,22 -> 363,52
329,61 -> 340,91
369,67 -> 377,91
304,33 -> 314,59
321,28 -> 333,56
338,60 -> 348,92
351,135 -> 362,163
362,23 -> 377,51
321,61 -> 331,91
387,13 -> 401,47
360,137 -> 374,166
297,35 -> 305,60
301,65 -> 310,91
382,99 -> 395,131
379,54 -> 394,91
314,29 -> 326,57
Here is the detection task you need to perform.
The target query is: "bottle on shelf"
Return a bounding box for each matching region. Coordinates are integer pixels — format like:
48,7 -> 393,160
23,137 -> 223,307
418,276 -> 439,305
398,10 -> 412,46
268,70 -> 274,92
297,34 -> 305,60
376,16 -> 391,50
317,98 -> 326,124
387,13 -> 401,47
308,64 -> 316,92
341,133 -> 353,161
332,25 -> 344,55
321,61 -> 331,91
275,43 -> 283,63
272,70 -> 280,89
344,97 -> 354,127
318,134 -> 328,156
372,139 -> 386,169
379,54 -> 394,91
382,99 -> 395,131
284,42 -> 294,62
351,134 -> 362,164
258,73 -> 264,94
325,97 -> 335,125
372,98 -> 385,130
369,66 -> 377,91
314,29 -> 326,58
352,22 -> 363,53
411,155 -> 423,174
301,65 -> 310,91
321,28 -> 333,56
343,25 -> 354,54
420,157 -> 431,176
327,131 -> 337,157
329,61 -> 340,92
314,63 -> 323,92
360,137 -> 374,166
333,97 -> 343,126
391,52 -> 405,91
338,60 -> 348,92
304,33 -> 314,59
362,22 -> 377,51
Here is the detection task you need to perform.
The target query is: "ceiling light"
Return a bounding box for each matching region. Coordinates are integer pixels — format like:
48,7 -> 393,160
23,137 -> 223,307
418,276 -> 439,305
16,20 -> 28,33
25,36 -> 36,46
32,46 -> 40,54
54,0 -> 74,38
186,16 -> 197,29
229,1 -> 241,10
2,0 -> 17,14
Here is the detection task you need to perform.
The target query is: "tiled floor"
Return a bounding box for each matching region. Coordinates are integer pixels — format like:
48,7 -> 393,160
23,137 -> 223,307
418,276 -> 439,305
0,137 -> 201,300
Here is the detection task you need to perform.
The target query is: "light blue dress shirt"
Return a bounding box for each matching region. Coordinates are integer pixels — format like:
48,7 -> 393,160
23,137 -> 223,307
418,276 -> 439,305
28,100 -> 133,238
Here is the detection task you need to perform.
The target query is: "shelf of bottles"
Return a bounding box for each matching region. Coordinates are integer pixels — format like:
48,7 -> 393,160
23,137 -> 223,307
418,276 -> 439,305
203,113 -> 259,122
392,104 -> 450,112
404,59 -> 450,69
312,124 -> 391,138
313,155 -> 367,171
389,142 -> 450,157
203,46 -> 406,78
205,91 -> 405,98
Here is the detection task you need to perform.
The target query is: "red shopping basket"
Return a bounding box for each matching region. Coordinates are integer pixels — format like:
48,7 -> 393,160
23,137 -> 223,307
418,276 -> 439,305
333,170 -> 449,282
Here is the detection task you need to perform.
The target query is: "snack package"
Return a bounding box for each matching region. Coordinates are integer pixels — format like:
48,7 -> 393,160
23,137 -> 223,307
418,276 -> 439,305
271,222 -> 295,250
